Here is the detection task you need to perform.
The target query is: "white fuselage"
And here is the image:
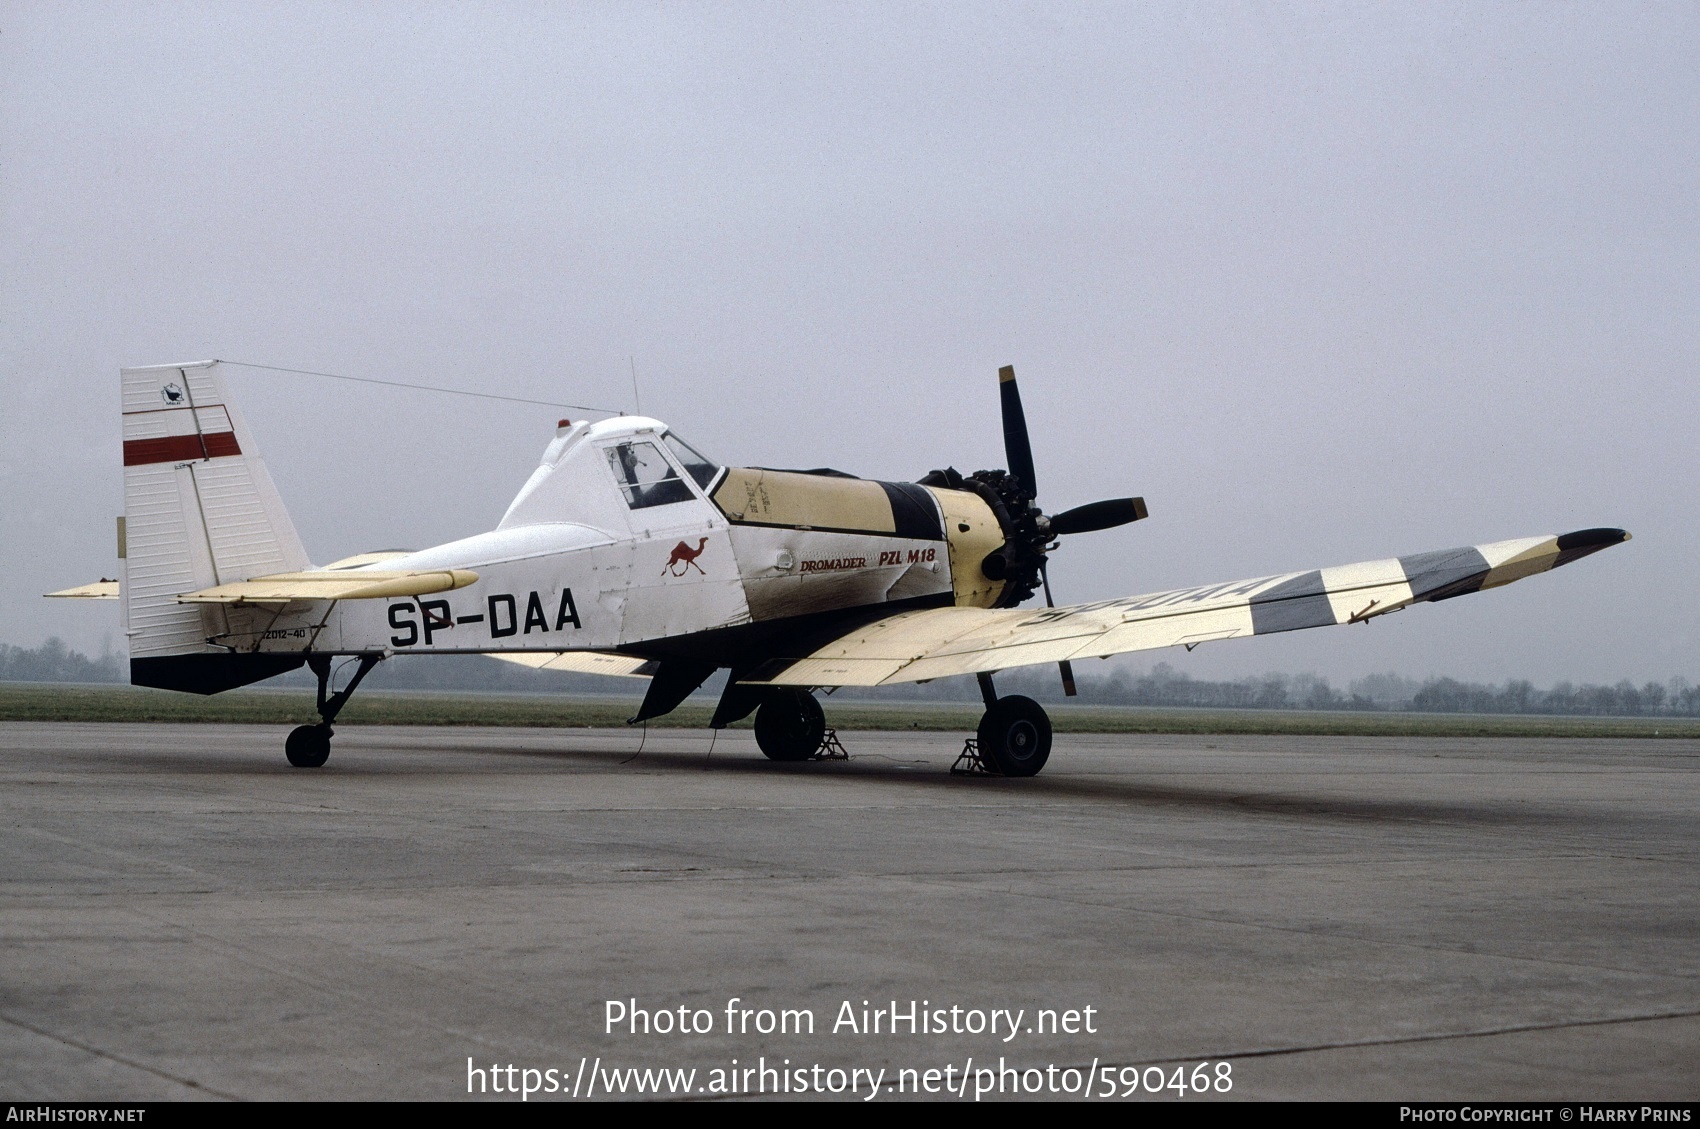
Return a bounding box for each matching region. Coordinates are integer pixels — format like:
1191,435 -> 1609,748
221,415 -> 996,659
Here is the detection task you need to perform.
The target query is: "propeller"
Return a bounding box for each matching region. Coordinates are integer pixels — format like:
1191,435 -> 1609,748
996,364 -> 1146,539
1048,497 -> 1149,537
990,364 -> 1148,695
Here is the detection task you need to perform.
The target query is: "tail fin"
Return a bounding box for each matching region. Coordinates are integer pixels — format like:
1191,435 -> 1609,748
121,361 -> 311,692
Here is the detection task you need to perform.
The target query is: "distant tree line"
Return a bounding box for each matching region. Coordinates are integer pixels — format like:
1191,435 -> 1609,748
5,639 -> 1699,717
838,662 -> 1700,717
0,638 -> 124,683
1404,676 -> 1700,717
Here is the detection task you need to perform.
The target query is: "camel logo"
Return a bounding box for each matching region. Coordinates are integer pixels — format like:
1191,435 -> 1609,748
161,382 -> 185,405
663,537 -> 708,576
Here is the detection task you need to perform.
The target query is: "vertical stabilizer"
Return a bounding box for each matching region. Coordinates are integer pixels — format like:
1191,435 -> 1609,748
121,362 -> 311,690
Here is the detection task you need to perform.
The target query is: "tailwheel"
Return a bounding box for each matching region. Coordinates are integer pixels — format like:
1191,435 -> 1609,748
285,723 -> 332,768
754,689 -> 827,762
286,652 -> 382,769
976,695 -> 1052,777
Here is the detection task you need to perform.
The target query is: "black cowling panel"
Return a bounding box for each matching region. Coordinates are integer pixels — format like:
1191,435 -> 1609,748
878,480 -> 945,541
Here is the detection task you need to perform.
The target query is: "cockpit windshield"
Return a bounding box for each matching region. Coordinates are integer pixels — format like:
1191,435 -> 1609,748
662,432 -> 721,490
605,440 -> 694,510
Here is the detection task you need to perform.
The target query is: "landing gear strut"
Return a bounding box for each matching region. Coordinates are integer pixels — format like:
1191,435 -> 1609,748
973,672 -> 1052,777
286,653 -> 381,768
754,688 -> 826,762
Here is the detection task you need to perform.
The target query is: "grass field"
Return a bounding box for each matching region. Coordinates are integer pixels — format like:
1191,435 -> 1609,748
2,683 -> 1697,738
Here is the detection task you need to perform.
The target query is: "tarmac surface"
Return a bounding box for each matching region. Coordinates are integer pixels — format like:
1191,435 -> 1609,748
2,721 -> 1696,1102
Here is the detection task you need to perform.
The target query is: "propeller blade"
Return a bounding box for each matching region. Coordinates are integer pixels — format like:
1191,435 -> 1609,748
1040,559 -> 1078,697
1048,497 -> 1149,536
998,365 -> 1038,496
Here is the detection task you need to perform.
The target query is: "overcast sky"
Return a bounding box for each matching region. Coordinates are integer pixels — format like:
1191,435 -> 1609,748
3,2 -> 1694,687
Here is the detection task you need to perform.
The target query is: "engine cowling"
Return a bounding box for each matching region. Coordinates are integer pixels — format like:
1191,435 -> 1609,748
921,484 -> 1008,608
919,468 -> 1046,610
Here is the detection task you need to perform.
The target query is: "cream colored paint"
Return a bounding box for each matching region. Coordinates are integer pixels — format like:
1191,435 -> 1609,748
713,468 -> 895,532
927,486 -> 1005,608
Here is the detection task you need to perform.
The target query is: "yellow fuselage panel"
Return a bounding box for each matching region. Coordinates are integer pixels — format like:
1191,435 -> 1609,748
712,468 -> 897,533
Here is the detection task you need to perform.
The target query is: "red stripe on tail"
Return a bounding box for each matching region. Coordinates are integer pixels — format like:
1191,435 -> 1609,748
122,431 -> 242,466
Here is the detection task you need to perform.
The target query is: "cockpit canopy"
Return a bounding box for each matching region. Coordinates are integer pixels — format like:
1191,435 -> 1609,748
498,414 -> 947,544
498,416 -> 725,533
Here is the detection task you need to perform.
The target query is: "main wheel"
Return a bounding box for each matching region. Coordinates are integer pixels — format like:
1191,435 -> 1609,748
976,695 -> 1052,777
754,690 -> 826,762
285,724 -> 332,768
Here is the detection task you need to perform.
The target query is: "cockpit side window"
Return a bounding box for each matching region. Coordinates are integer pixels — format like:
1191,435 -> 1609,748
605,440 -> 695,510
663,432 -> 721,490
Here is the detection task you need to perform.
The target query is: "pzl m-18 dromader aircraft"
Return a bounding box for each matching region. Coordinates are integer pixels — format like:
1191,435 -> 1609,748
51,361 -> 1628,776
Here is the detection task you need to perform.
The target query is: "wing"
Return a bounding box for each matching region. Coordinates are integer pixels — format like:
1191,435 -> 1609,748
485,651 -> 659,679
740,528 -> 1629,687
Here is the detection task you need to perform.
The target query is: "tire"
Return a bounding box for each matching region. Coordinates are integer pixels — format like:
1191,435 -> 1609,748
976,695 -> 1051,777
754,690 -> 826,762
285,724 -> 332,768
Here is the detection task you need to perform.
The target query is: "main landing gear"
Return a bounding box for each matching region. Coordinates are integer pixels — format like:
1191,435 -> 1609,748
969,672 -> 1053,777
747,677 -> 1052,775
285,653 -> 382,768
711,668 -> 1053,776
754,687 -> 827,762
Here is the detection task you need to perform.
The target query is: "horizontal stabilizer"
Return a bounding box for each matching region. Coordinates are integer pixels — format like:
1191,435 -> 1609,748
177,569 -> 478,604
486,651 -> 658,678
46,580 -> 121,599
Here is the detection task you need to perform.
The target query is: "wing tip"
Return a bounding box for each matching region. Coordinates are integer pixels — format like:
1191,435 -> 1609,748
1551,527 -> 1630,570
1555,527 -> 1630,551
